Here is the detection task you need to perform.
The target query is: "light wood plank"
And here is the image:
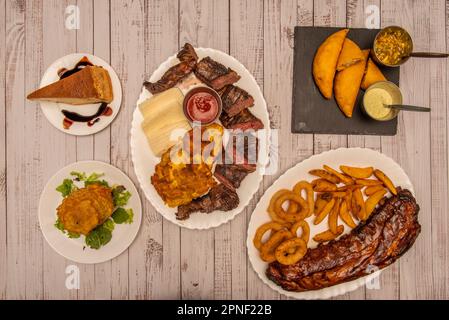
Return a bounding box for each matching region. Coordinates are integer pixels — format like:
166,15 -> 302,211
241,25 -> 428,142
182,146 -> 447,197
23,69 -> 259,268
429,0 -> 448,300
229,0 -> 264,300
381,0 -> 434,300
178,0 -> 229,299
0,0 -> 6,300
110,0 -> 148,299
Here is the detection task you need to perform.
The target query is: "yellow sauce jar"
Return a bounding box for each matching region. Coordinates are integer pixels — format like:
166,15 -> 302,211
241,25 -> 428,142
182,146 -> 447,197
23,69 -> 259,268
362,81 -> 402,121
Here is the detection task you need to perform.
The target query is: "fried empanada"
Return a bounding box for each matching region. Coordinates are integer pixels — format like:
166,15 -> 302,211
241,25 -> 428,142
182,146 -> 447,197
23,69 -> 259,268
361,58 -> 387,90
334,50 -> 369,117
313,29 -> 349,99
336,38 -> 364,71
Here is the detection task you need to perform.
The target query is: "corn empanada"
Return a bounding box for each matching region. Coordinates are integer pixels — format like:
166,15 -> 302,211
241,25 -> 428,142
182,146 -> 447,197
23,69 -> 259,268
336,38 -> 364,71
313,29 -> 349,99
334,50 -> 369,117
361,58 -> 387,90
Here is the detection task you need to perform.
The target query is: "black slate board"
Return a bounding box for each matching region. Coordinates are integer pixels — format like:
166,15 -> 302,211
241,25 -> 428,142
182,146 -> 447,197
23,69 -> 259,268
292,27 -> 399,135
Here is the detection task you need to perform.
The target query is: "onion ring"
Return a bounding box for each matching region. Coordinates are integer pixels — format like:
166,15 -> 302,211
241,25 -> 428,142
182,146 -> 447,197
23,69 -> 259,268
253,221 -> 286,250
290,220 -> 310,244
293,181 -> 314,217
267,189 -> 291,222
275,238 -> 308,265
260,230 -> 293,263
274,191 -> 308,222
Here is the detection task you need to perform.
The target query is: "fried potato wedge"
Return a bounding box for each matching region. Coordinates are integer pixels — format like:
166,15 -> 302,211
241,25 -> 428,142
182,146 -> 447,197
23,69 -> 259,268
355,179 -> 383,186
339,200 -> 357,228
374,169 -> 397,195
361,58 -> 387,90
314,198 -> 335,225
309,169 -> 340,184
365,189 -> 387,218
313,29 -> 349,99
314,197 -> 328,215
312,179 -> 338,192
323,165 -> 354,185
353,188 -> 366,220
313,225 -> 344,243
336,38 -> 364,71
328,198 -> 341,234
340,165 -> 374,179
364,185 -> 385,196
334,50 -> 369,117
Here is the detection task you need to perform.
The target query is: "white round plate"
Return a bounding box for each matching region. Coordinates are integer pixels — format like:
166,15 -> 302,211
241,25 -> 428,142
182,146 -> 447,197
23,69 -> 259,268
247,147 -> 414,299
38,53 -> 122,136
38,161 -> 142,264
131,48 -> 271,229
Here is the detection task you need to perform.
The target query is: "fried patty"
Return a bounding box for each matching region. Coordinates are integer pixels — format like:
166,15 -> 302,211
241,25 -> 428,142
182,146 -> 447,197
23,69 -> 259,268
57,184 -> 114,235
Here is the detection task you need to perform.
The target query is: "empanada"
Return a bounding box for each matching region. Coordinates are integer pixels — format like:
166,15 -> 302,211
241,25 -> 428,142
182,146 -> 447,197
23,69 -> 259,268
313,29 -> 349,99
334,50 -> 369,117
336,38 -> 364,71
361,58 -> 387,90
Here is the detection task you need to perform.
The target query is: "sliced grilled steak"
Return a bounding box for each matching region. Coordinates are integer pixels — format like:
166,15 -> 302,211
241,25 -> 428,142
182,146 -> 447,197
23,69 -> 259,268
220,109 -> 264,131
176,184 -> 239,220
144,60 -> 195,94
266,188 -> 421,292
177,43 -> 198,63
218,85 -> 254,116
194,57 -> 241,90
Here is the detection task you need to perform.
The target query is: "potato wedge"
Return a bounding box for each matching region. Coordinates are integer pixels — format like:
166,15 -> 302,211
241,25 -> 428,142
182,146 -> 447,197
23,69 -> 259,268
364,185 -> 385,196
330,191 -> 347,198
365,189 -> 387,218
313,29 -> 349,99
352,188 -> 366,220
374,169 -> 397,195
314,198 -> 335,225
340,165 -> 374,179
338,184 -> 363,192
355,179 -> 383,186
339,201 -> 357,228
313,225 -> 344,243
328,198 -> 341,234
309,169 -> 340,184
312,179 -> 337,192
323,165 -> 354,185
314,197 -> 328,215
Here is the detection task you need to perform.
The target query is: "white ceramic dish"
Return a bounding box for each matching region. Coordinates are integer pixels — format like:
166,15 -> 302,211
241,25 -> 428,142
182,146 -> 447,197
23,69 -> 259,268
130,48 -> 271,229
39,161 -> 142,264
247,148 -> 414,299
38,53 -> 122,136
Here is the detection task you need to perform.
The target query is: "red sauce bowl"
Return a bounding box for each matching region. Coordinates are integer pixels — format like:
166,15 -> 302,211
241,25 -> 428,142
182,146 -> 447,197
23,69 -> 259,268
183,86 -> 222,125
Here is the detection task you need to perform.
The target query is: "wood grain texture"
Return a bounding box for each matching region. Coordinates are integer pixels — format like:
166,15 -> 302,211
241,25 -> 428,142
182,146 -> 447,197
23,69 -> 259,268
0,0 -> 447,300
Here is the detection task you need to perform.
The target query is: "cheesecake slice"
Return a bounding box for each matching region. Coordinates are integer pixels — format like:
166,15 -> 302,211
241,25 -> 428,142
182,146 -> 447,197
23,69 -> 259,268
27,66 -> 113,105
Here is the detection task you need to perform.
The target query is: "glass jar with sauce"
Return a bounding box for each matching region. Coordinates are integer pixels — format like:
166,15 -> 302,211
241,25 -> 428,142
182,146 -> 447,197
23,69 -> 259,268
372,26 -> 413,67
183,86 -> 222,125
362,81 -> 402,121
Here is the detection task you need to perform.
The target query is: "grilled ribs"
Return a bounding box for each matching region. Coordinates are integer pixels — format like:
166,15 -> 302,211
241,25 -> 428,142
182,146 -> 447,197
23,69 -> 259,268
218,85 -> 254,117
144,43 -> 198,94
266,188 -> 421,292
194,57 -> 241,90
176,184 -> 239,220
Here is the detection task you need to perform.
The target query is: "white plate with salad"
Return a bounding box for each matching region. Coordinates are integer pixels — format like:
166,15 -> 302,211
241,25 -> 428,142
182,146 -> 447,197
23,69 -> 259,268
38,161 -> 142,264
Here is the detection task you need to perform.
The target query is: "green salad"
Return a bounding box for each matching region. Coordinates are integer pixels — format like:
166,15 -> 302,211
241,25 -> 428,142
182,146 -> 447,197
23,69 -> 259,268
55,171 -> 133,250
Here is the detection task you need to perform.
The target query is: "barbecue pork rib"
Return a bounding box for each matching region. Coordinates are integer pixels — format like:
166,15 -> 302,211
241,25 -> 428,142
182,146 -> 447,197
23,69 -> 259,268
266,188 -> 420,292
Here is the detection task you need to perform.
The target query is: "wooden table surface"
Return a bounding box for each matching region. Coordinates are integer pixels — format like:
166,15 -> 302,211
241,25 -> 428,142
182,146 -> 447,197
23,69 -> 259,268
1,0 -> 448,300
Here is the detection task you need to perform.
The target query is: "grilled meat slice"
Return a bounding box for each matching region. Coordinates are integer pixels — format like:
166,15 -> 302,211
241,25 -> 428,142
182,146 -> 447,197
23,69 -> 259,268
144,60 -> 195,94
214,164 -> 255,191
176,184 -> 239,220
194,57 -> 241,90
220,108 -> 264,131
177,43 -> 198,63
266,188 -> 420,292
218,85 -> 254,117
